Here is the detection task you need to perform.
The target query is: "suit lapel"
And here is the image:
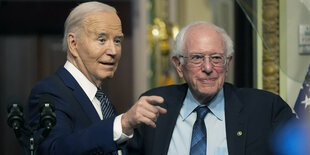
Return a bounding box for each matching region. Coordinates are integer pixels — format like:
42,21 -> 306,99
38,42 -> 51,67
152,84 -> 188,155
224,83 -> 247,155
56,67 -> 101,123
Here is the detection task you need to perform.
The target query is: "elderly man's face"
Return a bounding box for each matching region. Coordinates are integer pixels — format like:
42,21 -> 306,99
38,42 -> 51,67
174,25 -> 231,103
70,11 -> 123,87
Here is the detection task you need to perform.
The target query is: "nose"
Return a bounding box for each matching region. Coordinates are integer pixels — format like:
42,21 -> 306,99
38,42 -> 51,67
201,57 -> 213,73
106,40 -> 117,57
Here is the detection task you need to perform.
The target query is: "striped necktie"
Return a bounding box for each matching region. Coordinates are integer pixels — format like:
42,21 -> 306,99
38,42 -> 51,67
190,106 -> 209,155
95,89 -> 117,119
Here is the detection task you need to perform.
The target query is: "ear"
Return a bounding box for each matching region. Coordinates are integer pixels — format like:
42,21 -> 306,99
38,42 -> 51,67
226,56 -> 233,72
172,56 -> 184,78
67,32 -> 79,58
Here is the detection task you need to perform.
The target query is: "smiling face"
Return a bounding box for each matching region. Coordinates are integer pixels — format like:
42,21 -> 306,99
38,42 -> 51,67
67,11 -> 123,87
173,24 -> 231,104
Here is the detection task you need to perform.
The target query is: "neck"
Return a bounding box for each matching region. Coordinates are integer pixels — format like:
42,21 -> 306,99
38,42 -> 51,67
192,91 -> 216,105
67,56 -> 103,88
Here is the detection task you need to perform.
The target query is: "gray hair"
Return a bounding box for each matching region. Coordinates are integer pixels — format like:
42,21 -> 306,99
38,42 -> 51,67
62,1 -> 116,52
173,21 -> 234,63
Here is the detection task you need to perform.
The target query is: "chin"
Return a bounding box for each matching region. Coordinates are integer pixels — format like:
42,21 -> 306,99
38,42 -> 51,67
99,73 -> 114,80
102,69 -> 117,77
105,73 -> 114,79
198,86 -> 218,94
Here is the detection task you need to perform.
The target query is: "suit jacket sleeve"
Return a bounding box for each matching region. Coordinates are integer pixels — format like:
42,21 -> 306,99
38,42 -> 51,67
26,75 -> 119,155
271,94 -> 296,130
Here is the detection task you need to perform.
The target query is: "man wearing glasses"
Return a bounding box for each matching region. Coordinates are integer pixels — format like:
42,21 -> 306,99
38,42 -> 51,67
127,21 -> 295,155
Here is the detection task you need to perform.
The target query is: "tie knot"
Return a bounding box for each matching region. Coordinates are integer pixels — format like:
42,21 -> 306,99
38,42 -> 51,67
195,106 -> 209,119
95,89 -> 106,100
95,89 -> 117,119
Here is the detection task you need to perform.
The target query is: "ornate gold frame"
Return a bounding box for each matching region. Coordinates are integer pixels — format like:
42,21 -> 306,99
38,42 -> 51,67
262,0 -> 280,94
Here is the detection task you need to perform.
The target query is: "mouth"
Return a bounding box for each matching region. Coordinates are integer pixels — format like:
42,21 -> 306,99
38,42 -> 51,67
99,62 -> 115,66
199,77 -> 217,81
199,78 -> 217,84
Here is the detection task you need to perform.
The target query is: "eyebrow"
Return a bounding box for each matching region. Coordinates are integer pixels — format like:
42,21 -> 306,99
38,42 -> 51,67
97,33 -> 124,39
190,51 -> 224,55
115,35 -> 124,40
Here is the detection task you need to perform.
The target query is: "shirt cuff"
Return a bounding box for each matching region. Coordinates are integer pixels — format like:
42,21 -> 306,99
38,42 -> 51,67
114,114 -> 134,144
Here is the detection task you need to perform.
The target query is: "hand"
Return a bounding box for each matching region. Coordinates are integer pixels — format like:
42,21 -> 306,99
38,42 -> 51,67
121,96 -> 167,135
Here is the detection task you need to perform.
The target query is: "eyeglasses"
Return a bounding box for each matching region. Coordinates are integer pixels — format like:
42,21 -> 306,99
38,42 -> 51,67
179,53 -> 230,67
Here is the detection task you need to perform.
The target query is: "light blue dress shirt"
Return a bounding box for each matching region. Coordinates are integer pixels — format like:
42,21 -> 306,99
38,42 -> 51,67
167,88 -> 228,155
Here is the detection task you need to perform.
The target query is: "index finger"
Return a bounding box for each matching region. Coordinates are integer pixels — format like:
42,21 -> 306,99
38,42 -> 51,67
140,95 -> 164,105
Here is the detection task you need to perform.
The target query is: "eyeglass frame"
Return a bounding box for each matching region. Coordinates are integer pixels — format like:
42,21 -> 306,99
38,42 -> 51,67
178,53 -> 231,67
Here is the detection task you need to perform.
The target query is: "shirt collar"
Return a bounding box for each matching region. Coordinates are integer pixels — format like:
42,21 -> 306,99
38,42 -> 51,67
180,88 -> 225,121
64,61 -> 97,101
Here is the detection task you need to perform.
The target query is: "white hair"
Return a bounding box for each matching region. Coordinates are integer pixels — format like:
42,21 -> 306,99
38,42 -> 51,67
173,21 -> 234,64
62,1 -> 116,52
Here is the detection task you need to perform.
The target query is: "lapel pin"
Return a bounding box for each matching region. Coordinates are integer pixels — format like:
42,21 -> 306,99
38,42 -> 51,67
237,131 -> 242,136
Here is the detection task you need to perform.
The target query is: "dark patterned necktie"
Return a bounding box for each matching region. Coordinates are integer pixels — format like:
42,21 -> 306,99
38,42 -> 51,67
190,106 -> 209,155
95,89 -> 117,119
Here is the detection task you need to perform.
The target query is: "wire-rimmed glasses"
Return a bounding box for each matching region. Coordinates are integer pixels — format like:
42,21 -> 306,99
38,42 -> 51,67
179,53 -> 230,67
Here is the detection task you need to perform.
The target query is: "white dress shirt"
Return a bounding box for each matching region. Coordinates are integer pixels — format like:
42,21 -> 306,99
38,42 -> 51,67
64,61 -> 132,145
167,88 -> 228,155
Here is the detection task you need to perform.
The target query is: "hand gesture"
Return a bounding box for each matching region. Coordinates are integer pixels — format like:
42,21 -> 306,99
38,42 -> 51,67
121,96 -> 167,135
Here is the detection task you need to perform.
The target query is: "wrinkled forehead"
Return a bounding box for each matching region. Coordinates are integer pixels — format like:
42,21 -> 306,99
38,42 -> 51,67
185,24 -> 221,41
183,24 -> 226,54
82,11 -> 123,35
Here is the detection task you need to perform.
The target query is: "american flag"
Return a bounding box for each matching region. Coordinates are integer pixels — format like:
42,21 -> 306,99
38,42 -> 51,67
294,65 -> 310,119
272,65 -> 310,155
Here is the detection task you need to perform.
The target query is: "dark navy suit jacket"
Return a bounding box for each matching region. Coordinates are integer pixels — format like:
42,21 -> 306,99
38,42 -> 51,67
127,83 -> 296,155
26,67 -> 123,155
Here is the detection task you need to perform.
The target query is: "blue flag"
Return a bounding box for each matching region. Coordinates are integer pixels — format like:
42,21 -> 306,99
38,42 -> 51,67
294,64 -> 310,119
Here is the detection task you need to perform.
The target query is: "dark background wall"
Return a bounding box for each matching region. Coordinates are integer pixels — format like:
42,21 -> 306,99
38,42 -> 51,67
0,1 -> 133,154
234,0 -> 254,88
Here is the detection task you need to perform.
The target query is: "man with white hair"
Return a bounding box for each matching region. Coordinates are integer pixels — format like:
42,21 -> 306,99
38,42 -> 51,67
127,21 -> 295,155
26,1 -> 166,154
